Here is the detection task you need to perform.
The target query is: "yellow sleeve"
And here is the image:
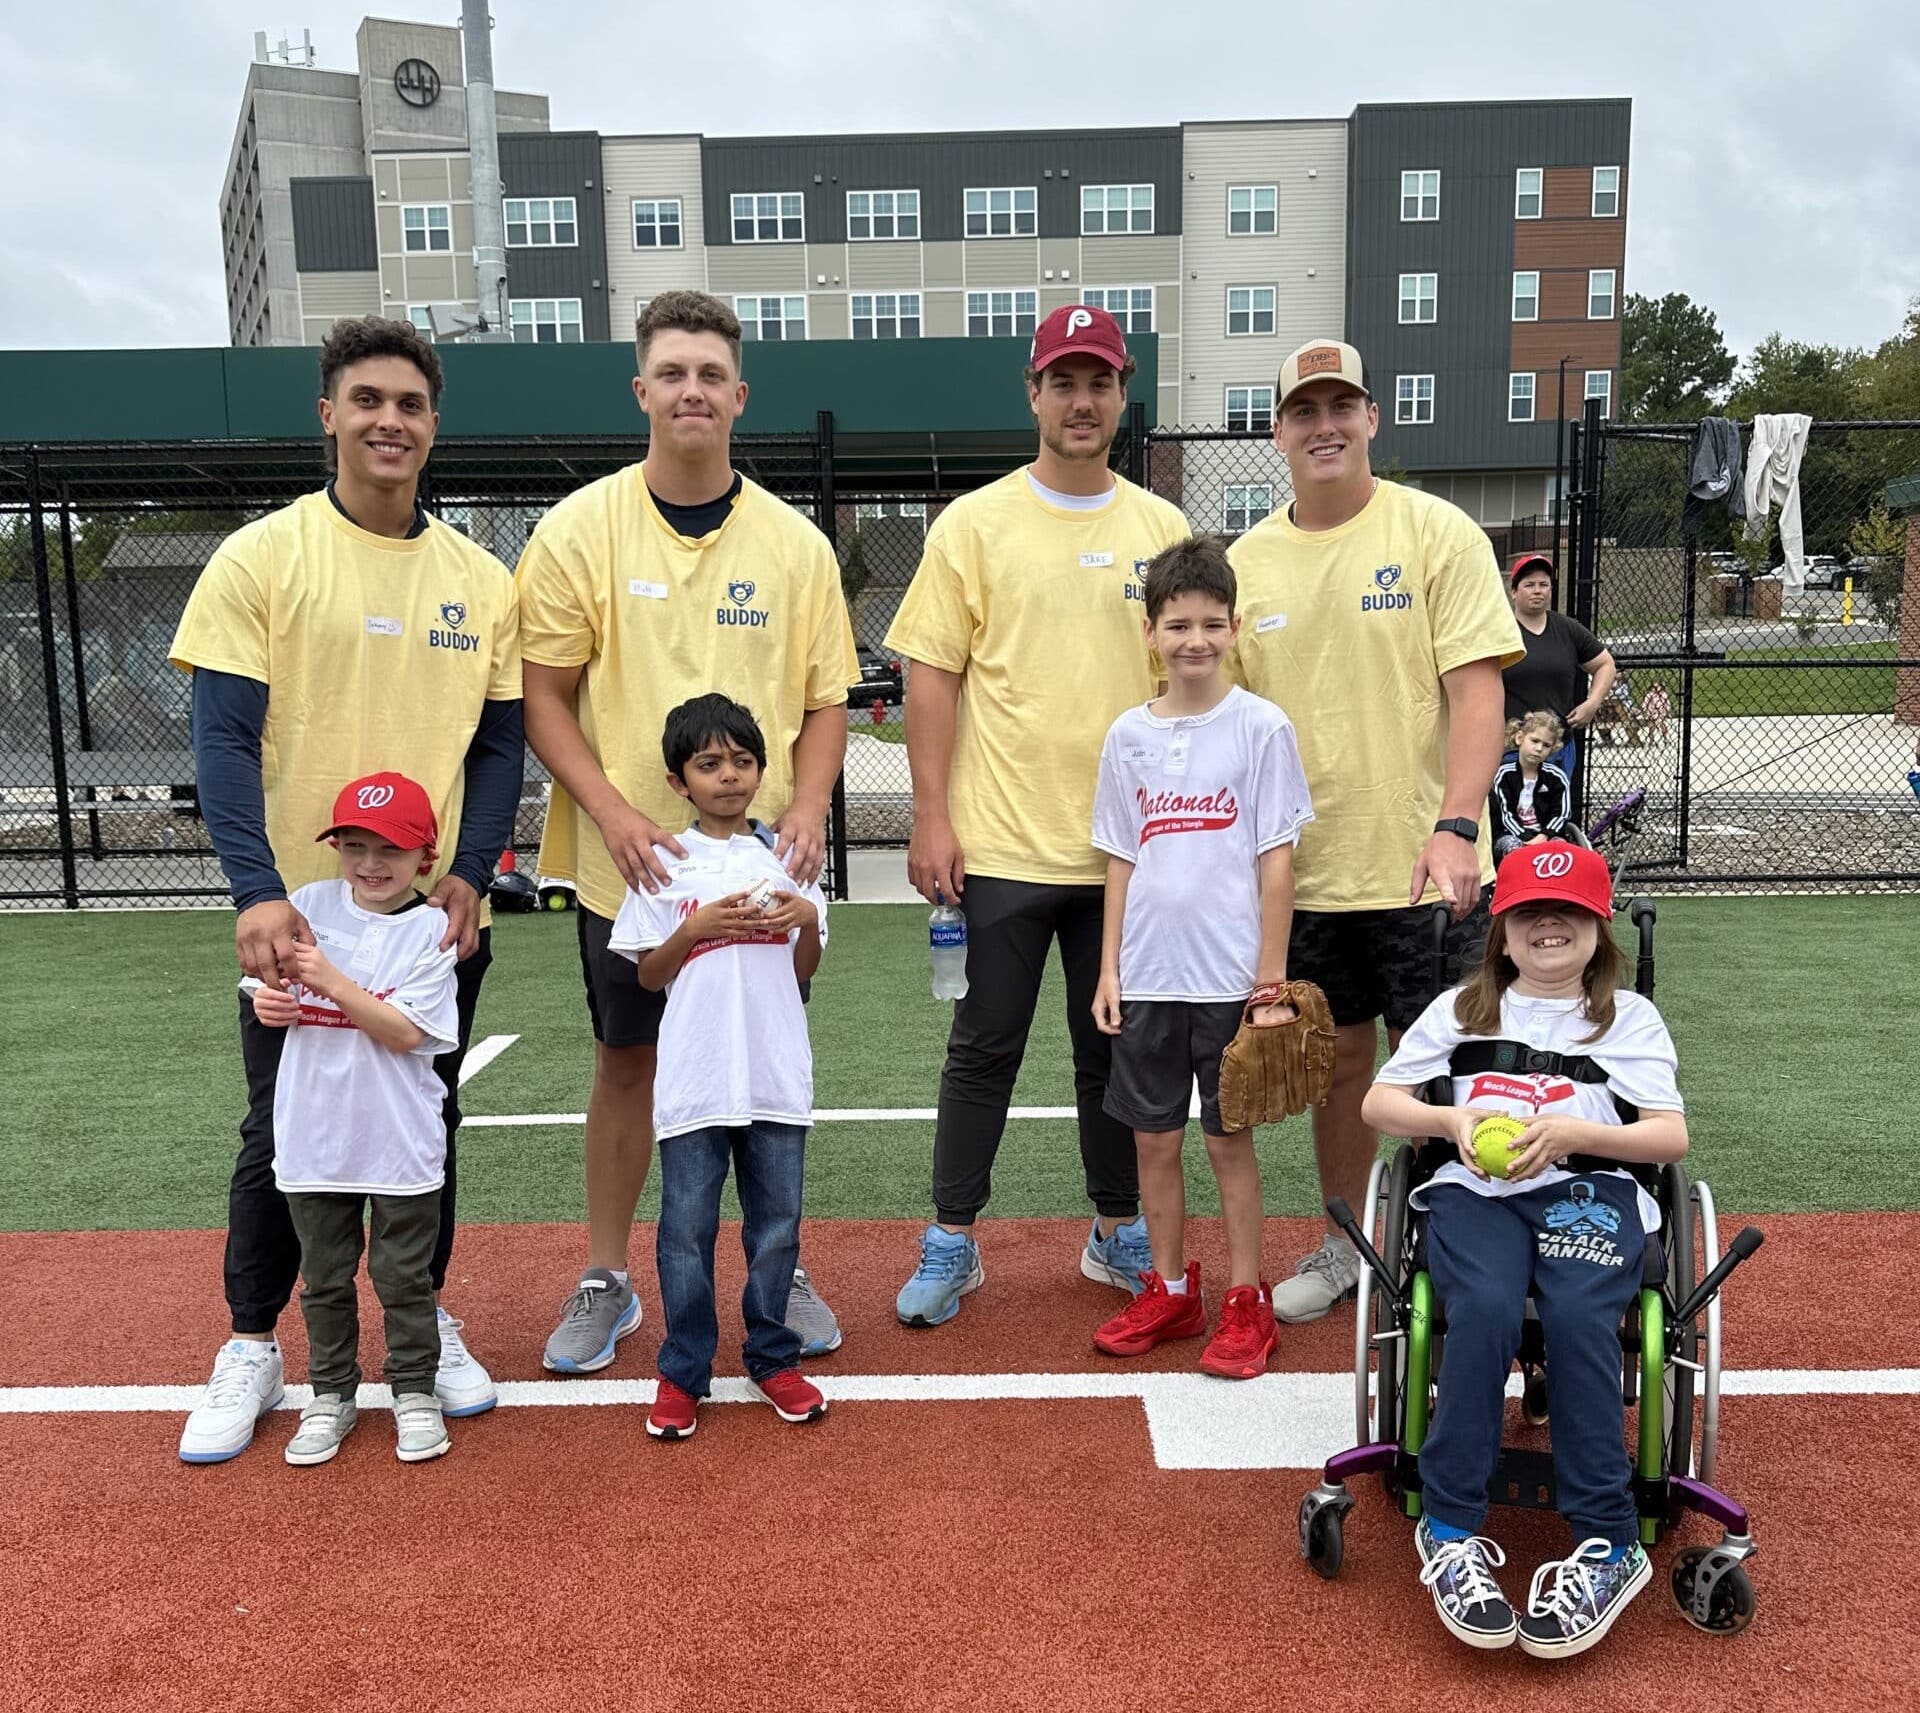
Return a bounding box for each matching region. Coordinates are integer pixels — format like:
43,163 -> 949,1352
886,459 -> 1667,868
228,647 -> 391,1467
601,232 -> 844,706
513,529 -> 597,670
804,536 -> 860,709
168,546 -> 271,682
884,528 -> 973,672
488,565 -> 523,700
1427,512 -> 1525,676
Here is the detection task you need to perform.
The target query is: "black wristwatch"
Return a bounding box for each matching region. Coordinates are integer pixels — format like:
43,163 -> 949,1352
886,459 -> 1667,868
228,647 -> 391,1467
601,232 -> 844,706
1433,817 -> 1479,842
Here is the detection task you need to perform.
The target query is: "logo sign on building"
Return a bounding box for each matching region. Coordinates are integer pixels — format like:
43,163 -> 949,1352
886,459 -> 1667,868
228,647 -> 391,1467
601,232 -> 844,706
394,58 -> 442,108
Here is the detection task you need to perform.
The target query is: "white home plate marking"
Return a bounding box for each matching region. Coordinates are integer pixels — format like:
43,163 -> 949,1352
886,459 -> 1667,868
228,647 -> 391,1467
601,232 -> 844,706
457,1034 -> 519,1086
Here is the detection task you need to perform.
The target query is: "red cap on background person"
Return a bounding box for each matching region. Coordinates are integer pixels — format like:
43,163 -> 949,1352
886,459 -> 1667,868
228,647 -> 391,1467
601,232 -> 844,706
1491,840 -> 1613,919
1029,303 -> 1129,375
1509,552 -> 1557,587
316,772 -> 440,868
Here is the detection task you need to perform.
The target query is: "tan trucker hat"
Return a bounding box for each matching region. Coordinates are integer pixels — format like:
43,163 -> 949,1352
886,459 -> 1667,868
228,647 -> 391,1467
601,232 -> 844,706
1277,339 -> 1370,408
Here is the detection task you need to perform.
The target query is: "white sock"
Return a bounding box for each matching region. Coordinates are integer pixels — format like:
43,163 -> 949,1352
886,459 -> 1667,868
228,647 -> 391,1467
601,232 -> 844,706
611,1270 -> 630,1287
1163,1270 -> 1189,1296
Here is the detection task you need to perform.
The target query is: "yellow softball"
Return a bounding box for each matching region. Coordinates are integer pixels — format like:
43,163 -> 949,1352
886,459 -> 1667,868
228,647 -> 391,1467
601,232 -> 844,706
1471,1115 -> 1529,1179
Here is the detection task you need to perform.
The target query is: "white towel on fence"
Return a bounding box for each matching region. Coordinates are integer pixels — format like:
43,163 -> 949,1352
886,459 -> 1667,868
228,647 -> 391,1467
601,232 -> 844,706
1743,413 -> 1813,591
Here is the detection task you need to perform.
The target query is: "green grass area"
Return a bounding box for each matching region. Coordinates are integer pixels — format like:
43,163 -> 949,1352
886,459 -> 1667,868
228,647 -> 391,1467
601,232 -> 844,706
1683,642 -> 1896,718
3,896 -> 1916,1232
850,718 -> 904,744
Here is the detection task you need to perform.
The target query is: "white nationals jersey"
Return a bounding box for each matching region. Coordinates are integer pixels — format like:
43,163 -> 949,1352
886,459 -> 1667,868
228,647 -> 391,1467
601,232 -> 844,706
1381,986 -> 1685,1231
1090,686 -> 1314,1000
249,881 -> 460,1195
607,829 -> 828,1140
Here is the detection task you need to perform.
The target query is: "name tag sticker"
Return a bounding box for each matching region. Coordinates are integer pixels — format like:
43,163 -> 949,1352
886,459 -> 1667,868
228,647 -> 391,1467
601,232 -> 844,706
1164,731 -> 1192,776
1079,552 -> 1114,568
1256,613 -> 1288,635
349,922 -> 388,973
628,579 -> 668,600
1121,744 -> 1161,765
365,615 -> 403,636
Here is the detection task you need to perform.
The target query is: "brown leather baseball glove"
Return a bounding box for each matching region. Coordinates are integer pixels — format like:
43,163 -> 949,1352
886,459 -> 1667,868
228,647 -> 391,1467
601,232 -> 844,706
1216,980 -> 1337,1131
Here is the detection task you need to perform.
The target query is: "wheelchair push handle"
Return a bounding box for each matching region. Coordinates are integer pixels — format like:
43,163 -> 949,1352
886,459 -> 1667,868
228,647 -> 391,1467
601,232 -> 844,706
1673,1225 -> 1764,1329
1326,1197 -> 1403,1304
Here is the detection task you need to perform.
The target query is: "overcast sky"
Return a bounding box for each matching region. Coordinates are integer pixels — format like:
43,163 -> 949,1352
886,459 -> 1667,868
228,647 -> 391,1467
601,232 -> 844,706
1,1 -> 1913,358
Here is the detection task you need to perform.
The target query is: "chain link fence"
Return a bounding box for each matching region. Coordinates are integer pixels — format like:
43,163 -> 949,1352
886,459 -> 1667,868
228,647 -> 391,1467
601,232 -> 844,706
1575,417 -> 1920,890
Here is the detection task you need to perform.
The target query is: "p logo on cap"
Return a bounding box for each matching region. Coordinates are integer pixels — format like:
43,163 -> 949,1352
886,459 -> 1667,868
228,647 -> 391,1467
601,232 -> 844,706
1028,302 -> 1129,374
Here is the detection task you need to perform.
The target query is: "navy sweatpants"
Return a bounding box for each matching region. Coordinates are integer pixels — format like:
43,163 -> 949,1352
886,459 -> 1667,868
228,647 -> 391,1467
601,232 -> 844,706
1420,1175 -> 1646,1549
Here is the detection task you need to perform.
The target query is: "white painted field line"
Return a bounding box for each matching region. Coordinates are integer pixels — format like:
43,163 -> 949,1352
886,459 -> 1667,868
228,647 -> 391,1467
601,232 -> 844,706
457,1034 -> 519,1086
5,1368 -> 1915,1473
463,1097 -> 1202,1128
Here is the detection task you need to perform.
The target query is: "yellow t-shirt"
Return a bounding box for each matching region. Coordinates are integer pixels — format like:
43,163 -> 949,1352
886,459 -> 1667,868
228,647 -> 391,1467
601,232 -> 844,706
515,468 -> 859,920
1227,480 -> 1523,912
885,469 -> 1192,885
168,489 -> 522,903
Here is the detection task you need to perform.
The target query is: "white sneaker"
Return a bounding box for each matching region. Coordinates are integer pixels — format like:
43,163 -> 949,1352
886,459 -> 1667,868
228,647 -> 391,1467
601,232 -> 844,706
1269,1235 -> 1362,1324
434,1308 -> 497,1417
284,1393 -> 358,1467
179,1339 -> 285,1464
394,1392 -> 451,1463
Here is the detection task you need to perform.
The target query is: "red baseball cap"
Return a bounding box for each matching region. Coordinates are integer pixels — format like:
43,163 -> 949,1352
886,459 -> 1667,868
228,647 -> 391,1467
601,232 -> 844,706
317,771 -> 439,863
1029,304 -> 1128,375
1509,552 -> 1557,586
1492,840 -> 1613,919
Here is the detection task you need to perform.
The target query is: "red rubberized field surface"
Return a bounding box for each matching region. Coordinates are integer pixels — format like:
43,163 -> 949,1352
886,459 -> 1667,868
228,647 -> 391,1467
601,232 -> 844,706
3,1215 -> 1916,1712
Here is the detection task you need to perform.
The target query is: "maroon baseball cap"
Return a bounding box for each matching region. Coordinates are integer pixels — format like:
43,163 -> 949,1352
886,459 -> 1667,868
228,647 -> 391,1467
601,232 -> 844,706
1492,841 -> 1613,919
317,771 -> 440,863
1029,304 -> 1128,375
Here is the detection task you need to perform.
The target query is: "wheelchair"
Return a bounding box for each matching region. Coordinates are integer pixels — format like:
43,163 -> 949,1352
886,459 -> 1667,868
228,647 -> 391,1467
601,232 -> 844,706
1296,900 -> 1765,1635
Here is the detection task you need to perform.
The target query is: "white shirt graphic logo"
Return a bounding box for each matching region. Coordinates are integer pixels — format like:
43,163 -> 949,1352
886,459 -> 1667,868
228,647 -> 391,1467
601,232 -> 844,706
357,783 -> 396,811
1532,849 -> 1575,879
1066,307 -> 1094,334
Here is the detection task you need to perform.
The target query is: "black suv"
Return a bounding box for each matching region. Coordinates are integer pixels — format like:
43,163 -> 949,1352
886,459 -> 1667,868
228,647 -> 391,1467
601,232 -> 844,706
855,643 -> 905,706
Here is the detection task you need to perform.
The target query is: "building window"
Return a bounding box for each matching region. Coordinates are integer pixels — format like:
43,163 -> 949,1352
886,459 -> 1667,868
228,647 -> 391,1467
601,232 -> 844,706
1515,168 -> 1543,220
1395,374 -> 1435,425
1592,166 -> 1620,218
1227,184 -> 1277,236
632,198 -> 682,249
731,192 -> 804,243
735,295 -> 807,340
406,305 -> 435,340
1082,183 -> 1154,235
852,292 -> 922,339
1399,273 -> 1437,324
1589,268 -> 1617,319
1509,372 -> 1536,422
401,204 -> 451,253
1400,170 -> 1440,222
509,298 -> 583,344
855,500 -> 928,528
1225,385 -> 1274,434
1081,286 -> 1153,332
1226,284 -> 1277,336
965,289 -> 1037,337
964,187 -> 1036,238
1585,369 -> 1612,416
504,197 -> 577,248
1223,484 -> 1273,534
1512,270 -> 1540,322
847,189 -> 920,241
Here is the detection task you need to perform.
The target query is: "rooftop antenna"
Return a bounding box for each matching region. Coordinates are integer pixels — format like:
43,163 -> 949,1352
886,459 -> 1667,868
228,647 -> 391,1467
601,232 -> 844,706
254,28 -> 316,67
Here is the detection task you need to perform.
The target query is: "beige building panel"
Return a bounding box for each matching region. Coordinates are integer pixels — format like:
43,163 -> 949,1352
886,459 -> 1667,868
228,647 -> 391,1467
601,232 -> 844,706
396,156 -> 453,201
1040,287 -> 1079,315
405,256 -> 457,301
454,257 -> 477,302
302,316 -> 338,344
374,159 -> 400,202
706,244 -> 806,292
810,294 -> 850,340
298,271 -> 381,318
375,204 -> 403,254
1178,120 -> 1348,427
1156,282 -> 1181,329
923,290 -> 965,337
600,136 -> 707,311
377,258 -> 406,307
1080,235 -> 1180,280
1039,237 -> 1079,279
846,242 -> 922,289
806,244 -> 849,289
452,204 -> 475,253
922,242 -> 964,287
450,156 -> 470,201
962,239 -> 1038,286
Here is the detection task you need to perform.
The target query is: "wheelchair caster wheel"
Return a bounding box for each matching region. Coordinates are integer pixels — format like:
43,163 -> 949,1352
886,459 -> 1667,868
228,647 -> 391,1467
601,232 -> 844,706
1298,1489 -> 1351,1581
1521,1366 -> 1549,1428
1671,1545 -> 1755,1634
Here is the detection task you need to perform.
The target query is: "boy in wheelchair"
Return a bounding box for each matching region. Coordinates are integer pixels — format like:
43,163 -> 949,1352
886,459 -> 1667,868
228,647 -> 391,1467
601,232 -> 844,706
1358,840 -> 1688,1659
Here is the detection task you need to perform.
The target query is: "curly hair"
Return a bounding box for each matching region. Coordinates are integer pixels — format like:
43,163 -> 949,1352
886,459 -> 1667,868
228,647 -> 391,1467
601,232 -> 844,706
317,316 -> 444,407
636,291 -> 743,371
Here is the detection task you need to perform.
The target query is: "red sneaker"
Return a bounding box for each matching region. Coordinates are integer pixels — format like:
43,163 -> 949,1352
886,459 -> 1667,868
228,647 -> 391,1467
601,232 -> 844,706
1094,1263 -> 1208,1357
749,1369 -> 827,1424
1200,1283 -> 1278,1379
647,1378 -> 700,1439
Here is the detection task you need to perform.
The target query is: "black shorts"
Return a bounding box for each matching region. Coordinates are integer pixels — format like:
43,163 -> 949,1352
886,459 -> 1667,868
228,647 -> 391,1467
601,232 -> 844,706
1289,890 -> 1493,1032
1103,999 -> 1247,1136
577,906 -> 667,1049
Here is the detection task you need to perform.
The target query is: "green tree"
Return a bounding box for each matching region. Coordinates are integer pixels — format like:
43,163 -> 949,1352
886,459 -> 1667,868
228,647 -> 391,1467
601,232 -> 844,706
1619,292 -> 1736,421
1725,333 -> 1868,420
1861,300 -> 1920,419
840,527 -> 873,607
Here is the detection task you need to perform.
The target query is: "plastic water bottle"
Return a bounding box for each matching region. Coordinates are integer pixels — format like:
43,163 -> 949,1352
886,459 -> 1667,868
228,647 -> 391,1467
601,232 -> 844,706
929,889 -> 969,1000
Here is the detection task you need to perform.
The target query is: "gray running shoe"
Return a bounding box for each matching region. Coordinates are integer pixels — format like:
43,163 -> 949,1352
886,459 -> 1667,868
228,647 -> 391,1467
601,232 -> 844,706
393,1392 -> 450,1463
785,1266 -> 843,1357
1269,1234 -> 1361,1323
284,1393 -> 357,1467
542,1268 -> 643,1373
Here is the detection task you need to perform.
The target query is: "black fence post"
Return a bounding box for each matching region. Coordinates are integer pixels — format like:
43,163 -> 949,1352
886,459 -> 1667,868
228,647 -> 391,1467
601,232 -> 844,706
57,485 -> 104,860
27,450 -> 80,907
1125,400 -> 1147,488
816,408 -> 851,902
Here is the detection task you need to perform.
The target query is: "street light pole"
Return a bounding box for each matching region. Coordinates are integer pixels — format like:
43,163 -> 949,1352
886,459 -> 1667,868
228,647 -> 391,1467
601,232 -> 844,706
1551,354 -> 1574,561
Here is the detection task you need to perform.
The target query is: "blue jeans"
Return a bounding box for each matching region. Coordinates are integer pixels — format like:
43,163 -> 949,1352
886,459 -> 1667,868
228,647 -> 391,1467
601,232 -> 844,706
1419,1177 -> 1646,1549
655,1121 -> 807,1397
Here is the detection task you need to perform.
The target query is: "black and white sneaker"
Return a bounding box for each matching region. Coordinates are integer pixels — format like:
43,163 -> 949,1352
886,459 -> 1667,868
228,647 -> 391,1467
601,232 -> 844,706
1517,1537 -> 1651,1659
1416,1516 -> 1520,1649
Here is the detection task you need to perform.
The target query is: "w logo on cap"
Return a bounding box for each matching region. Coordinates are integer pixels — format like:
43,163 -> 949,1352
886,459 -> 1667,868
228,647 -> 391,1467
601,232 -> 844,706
1532,849 -> 1576,879
356,783 -> 396,812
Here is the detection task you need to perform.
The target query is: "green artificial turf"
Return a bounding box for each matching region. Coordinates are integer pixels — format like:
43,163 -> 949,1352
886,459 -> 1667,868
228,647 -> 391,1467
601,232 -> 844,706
2,895 -> 1915,1232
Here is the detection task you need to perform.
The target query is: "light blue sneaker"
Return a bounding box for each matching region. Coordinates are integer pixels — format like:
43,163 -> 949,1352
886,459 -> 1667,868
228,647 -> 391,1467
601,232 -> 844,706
1081,1214 -> 1154,1295
895,1225 -> 984,1327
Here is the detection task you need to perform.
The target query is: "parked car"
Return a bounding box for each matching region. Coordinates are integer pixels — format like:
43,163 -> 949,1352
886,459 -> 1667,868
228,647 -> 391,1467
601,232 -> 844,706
856,643 -> 904,706
1800,554 -> 1844,588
